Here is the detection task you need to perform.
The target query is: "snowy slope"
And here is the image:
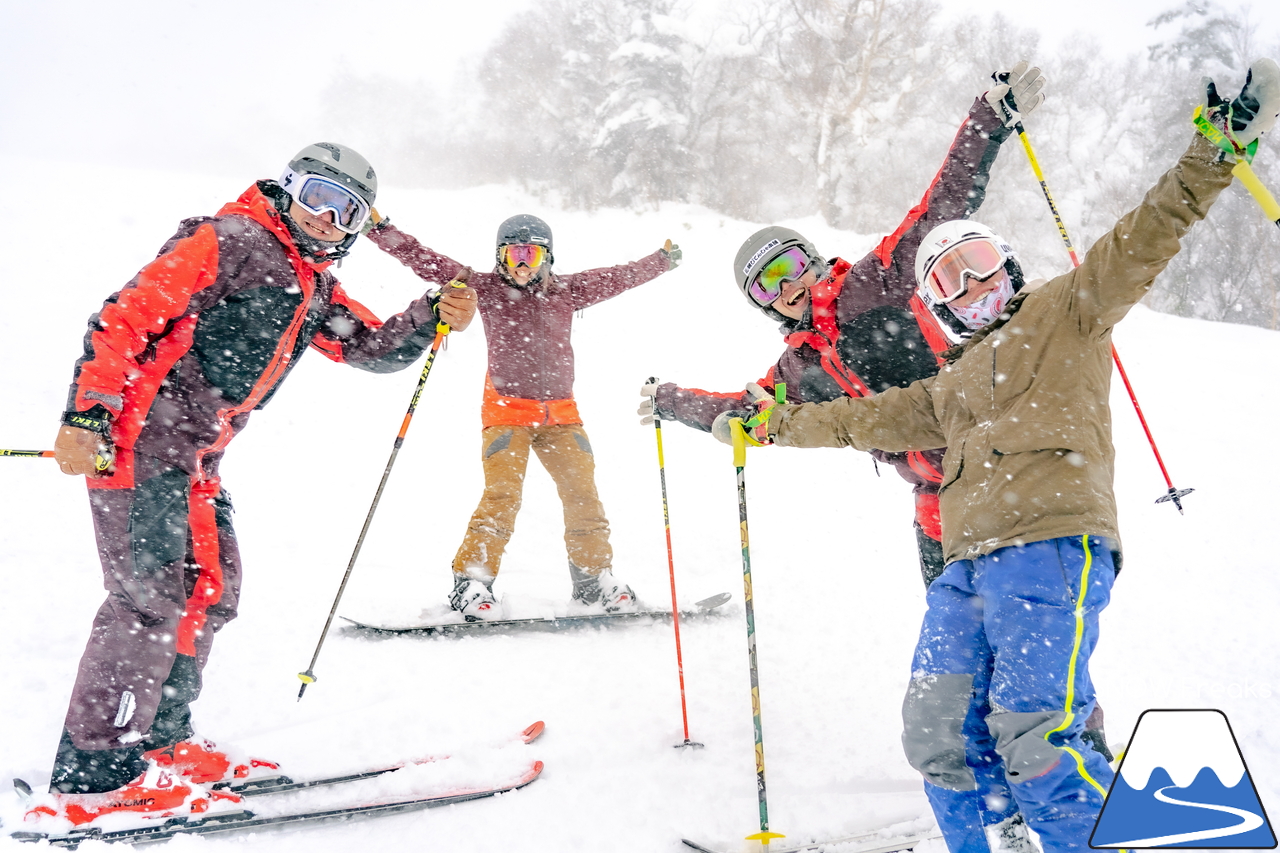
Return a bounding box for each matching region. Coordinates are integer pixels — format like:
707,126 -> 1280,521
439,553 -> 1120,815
2,163 -> 1279,852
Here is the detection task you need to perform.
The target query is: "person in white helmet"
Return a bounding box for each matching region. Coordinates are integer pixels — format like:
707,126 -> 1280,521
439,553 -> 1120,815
720,59 -> 1280,853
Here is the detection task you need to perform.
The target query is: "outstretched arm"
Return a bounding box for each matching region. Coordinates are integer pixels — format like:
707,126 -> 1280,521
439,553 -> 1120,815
840,64 -> 1043,319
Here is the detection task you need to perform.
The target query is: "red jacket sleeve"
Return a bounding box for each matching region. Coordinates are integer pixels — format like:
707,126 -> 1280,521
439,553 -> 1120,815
69,222 -> 222,416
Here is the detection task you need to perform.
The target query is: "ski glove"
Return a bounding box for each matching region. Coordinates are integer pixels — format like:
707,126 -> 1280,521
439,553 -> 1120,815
53,424 -> 114,477
985,60 -> 1046,128
660,239 -> 682,270
710,383 -> 775,447
1197,58 -> 1280,161
638,380 -> 659,425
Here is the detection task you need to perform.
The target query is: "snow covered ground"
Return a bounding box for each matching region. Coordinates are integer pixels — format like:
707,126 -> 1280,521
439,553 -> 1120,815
2,161 -> 1279,852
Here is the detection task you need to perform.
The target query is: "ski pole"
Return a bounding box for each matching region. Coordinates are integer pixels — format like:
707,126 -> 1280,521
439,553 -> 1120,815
646,377 -> 703,750
1,448 -> 114,471
297,269 -> 472,700
730,389 -> 785,850
1012,119 -> 1193,513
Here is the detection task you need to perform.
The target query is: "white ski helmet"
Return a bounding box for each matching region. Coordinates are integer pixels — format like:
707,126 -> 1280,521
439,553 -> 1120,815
915,220 -> 1022,340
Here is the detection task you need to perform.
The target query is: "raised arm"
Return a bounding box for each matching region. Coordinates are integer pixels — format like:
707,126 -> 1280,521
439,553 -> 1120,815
563,248 -> 674,311
839,71 -> 1034,320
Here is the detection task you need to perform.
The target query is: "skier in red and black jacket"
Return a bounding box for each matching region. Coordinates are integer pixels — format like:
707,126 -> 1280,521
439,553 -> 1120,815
641,63 -> 1044,590
37,143 -> 477,826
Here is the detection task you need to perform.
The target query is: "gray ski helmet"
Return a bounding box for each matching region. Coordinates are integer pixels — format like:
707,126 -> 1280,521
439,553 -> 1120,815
284,142 -> 377,208
495,214 -> 554,266
733,226 -> 825,320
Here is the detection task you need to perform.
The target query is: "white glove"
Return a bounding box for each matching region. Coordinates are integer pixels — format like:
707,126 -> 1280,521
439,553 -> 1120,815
1203,58 -> 1280,151
638,380 -> 659,425
985,60 -> 1046,128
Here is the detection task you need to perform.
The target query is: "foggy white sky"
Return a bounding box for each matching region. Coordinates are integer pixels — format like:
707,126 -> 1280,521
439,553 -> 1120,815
2,0 -> 1278,179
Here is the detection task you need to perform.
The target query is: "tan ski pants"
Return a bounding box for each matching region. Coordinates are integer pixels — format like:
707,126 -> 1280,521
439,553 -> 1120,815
452,424 -> 611,577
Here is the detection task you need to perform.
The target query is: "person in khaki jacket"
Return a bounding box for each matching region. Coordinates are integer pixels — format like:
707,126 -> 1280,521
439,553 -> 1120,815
717,61 -> 1280,853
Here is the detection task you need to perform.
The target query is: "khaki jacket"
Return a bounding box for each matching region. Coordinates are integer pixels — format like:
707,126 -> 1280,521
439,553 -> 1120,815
772,135 -> 1234,563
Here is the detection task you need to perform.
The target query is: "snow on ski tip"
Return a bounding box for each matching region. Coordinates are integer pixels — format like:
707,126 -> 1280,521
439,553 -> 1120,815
9,760 -> 544,848
341,591 -> 732,636
213,719 -> 545,797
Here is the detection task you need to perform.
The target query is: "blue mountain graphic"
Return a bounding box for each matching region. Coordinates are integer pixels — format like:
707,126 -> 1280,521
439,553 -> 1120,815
1092,765 -> 1276,848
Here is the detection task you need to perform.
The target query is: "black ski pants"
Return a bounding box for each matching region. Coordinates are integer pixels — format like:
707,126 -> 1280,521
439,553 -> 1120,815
51,458 -> 241,793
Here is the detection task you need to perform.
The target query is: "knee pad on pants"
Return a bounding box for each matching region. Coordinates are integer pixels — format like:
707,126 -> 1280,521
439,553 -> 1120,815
987,709 -> 1070,782
902,673 -> 977,791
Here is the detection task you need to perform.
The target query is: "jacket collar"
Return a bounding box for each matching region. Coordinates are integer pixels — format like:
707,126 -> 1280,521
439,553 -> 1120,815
218,184 -> 335,272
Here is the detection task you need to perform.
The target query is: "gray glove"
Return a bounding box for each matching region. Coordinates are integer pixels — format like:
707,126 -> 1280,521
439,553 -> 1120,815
660,239 -> 682,270
985,60 -> 1046,128
638,380 -> 659,425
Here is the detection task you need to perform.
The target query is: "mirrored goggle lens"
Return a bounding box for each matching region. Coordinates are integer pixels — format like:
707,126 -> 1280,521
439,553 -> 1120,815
747,247 -> 810,306
927,240 -> 1006,303
295,176 -> 368,233
502,244 -> 547,268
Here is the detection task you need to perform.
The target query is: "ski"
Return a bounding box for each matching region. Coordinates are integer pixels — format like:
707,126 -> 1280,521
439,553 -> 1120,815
342,591 -> 732,636
682,828 -> 941,853
11,761 -> 543,848
215,720 -> 545,796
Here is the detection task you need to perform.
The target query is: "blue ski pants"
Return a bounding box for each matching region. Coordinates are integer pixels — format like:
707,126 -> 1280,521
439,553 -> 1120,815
901,536 -> 1116,853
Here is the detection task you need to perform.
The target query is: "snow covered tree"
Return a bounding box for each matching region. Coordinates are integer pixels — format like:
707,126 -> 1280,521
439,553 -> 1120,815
591,0 -> 696,207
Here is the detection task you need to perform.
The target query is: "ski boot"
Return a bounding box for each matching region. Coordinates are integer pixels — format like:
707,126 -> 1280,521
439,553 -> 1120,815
449,574 -> 501,621
24,760 -> 242,828
143,737 -> 281,785
986,813 -> 1039,853
569,562 -> 638,613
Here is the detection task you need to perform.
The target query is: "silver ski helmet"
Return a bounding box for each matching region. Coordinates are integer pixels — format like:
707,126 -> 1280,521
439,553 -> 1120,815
276,142 -> 377,262
495,214 -> 554,283
915,219 -> 1022,342
733,226 -> 826,323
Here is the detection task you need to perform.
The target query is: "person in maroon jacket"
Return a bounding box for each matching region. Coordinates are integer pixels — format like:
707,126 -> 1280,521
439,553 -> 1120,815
367,215 -> 678,619
35,143 -> 477,827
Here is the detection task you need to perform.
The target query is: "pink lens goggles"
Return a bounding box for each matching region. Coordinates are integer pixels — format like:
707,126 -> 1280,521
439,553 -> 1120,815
747,247 -> 812,307
925,240 -> 1007,304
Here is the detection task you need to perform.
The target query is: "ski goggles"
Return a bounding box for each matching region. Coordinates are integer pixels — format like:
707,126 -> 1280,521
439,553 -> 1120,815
923,239 -> 1008,304
747,247 -> 813,307
500,243 -> 549,269
279,168 -> 371,235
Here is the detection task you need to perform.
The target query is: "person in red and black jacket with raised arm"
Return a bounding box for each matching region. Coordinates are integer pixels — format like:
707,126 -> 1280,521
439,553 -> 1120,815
367,214 -> 678,620
36,143 -> 477,825
641,62 -> 1042,590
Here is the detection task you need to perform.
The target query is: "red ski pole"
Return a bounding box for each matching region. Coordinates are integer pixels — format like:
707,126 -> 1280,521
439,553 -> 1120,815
646,378 -> 703,749
1013,122 -> 1193,513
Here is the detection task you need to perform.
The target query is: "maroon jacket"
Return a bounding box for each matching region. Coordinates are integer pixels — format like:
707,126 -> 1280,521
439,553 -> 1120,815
66,182 -> 446,487
368,225 -> 670,422
653,97 -> 1011,537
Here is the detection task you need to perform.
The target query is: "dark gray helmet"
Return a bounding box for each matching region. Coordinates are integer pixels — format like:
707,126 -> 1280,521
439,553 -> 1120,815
732,226 -> 825,322
285,142 -> 377,207
495,214 -> 554,263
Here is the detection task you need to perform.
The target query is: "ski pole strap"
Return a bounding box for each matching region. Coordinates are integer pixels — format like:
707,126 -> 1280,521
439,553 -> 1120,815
1192,105 -> 1259,164
1231,161 -> 1280,227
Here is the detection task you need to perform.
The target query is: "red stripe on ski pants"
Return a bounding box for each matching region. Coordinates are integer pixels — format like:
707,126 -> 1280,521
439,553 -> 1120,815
64,458 -> 241,751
